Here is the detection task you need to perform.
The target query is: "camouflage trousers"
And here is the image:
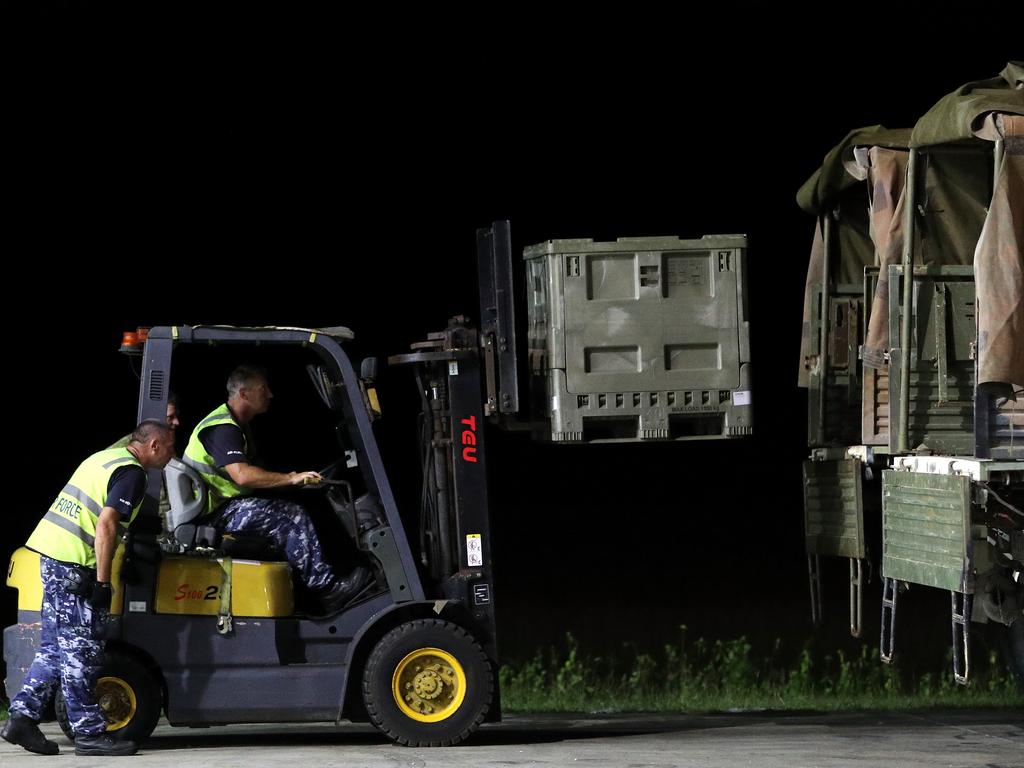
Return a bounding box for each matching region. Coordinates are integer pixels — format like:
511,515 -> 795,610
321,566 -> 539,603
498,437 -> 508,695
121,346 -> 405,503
212,497 -> 337,592
10,556 -> 107,735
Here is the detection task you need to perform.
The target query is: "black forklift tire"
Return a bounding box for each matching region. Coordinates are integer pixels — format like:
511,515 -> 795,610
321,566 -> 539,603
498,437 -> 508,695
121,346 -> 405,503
362,618 -> 493,747
56,651 -> 162,743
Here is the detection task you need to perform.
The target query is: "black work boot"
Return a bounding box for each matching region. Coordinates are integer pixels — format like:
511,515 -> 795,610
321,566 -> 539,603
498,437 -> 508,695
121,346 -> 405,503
74,733 -> 139,756
318,566 -> 372,614
1,712 -> 60,755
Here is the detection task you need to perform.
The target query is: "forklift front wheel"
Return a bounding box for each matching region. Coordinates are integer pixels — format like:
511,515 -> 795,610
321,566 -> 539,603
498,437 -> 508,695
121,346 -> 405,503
56,651 -> 162,743
362,619 -> 492,746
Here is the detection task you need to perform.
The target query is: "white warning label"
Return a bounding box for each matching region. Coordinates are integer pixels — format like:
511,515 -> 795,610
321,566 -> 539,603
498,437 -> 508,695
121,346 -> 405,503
466,533 -> 483,567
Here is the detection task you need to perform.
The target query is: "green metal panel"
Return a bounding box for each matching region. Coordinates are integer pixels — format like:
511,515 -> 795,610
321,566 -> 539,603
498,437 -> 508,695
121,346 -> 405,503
888,267 -> 977,455
882,470 -> 971,592
989,399 -> 1024,460
808,285 -> 863,447
861,267 -> 890,446
880,262 -> 1024,460
803,459 -> 865,558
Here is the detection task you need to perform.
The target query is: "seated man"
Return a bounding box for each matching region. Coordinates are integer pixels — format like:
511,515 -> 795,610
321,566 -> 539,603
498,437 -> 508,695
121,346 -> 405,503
184,365 -> 369,613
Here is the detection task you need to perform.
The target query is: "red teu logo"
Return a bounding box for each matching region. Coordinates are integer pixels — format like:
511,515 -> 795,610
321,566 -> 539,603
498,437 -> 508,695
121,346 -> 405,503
461,415 -> 477,463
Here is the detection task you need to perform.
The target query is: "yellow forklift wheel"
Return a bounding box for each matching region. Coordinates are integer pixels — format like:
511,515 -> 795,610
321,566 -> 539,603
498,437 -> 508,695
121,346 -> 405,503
390,647 -> 466,722
55,651 -> 161,743
97,676 -> 137,731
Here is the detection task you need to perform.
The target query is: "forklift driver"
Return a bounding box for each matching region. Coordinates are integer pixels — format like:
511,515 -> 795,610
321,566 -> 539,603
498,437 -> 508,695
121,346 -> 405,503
183,365 -> 370,614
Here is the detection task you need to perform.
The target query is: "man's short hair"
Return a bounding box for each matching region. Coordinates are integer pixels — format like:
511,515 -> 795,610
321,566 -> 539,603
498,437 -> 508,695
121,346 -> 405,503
227,365 -> 268,398
129,420 -> 174,445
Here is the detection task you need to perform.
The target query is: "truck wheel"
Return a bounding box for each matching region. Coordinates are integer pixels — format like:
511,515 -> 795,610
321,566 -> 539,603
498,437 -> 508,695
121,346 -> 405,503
362,619 -> 493,746
56,651 -> 162,743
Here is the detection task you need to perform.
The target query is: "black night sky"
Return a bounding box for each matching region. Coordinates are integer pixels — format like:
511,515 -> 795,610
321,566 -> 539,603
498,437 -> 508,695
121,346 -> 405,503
4,11 -> 1017,680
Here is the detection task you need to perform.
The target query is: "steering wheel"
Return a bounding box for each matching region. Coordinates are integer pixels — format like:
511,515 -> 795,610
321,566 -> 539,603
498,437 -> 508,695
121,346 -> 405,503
317,457 -> 348,480
298,458 -> 351,489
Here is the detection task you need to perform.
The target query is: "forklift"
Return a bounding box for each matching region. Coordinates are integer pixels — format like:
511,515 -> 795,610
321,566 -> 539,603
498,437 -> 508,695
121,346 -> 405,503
4,224 -> 520,747
7,221 -> 755,744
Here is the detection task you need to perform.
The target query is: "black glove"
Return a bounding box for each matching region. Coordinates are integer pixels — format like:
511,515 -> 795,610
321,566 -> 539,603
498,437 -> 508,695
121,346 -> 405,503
90,582 -> 113,612
61,567 -> 93,597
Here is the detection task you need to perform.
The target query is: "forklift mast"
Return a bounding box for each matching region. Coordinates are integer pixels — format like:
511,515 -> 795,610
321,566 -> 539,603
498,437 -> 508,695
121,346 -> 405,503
476,220 -> 520,417
386,222 -> 519,662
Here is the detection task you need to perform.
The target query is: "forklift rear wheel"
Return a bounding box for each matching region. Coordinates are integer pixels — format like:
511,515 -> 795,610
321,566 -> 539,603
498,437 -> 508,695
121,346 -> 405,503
56,651 -> 162,743
363,619 -> 492,746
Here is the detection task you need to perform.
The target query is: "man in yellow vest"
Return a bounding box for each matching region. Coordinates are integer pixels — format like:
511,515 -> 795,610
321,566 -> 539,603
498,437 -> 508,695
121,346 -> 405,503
183,365 -> 369,614
2,421 -> 175,757
110,394 -> 180,544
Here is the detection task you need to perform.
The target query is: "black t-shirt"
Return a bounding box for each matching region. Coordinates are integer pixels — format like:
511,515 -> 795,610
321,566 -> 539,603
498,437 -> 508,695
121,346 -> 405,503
105,465 -> 148,520
199,423 -> 249,468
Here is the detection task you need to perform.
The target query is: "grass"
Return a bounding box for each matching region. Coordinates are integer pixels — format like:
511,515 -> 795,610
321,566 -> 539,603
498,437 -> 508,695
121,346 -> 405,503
499,629 -> 1023,712
1,630 -> 1019,722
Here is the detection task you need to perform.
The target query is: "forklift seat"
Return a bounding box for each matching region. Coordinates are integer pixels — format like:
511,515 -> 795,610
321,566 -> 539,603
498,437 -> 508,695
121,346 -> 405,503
163,457 -> 209,548
163,459 -> 285,561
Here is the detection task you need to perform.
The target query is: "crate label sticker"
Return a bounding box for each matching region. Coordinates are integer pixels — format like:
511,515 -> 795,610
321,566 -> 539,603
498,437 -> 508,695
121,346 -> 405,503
665,255 -> 708,286
473,583 -> 491,605
466,534 -> 483,566
128,601 -> 147,613
449,361 -> 459,376
733,390 -> 751,406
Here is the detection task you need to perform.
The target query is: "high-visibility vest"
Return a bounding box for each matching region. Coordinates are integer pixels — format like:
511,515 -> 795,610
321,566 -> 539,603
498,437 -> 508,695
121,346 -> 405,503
26,448 -> 143,567
183,403 -> 250,514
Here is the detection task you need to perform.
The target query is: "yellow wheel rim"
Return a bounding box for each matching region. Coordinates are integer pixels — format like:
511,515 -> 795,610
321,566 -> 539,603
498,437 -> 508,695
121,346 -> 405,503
391,647 -> 466,723
96,676 -> 136,731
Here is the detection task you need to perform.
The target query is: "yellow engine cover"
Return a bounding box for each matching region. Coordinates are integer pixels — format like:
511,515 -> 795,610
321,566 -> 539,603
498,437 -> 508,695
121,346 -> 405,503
7,548 -> 43,612
6,547 -> 128,614
155,556 -> 294,617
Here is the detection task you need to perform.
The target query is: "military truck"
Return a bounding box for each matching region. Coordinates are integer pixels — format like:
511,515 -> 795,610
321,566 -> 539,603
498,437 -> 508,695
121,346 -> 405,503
797,125 -> 910,638
875,64 -> 1024,684
799,63 -> 1024,684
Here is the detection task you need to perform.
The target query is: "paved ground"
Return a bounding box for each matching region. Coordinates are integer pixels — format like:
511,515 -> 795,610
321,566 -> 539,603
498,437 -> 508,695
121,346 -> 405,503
2,709 -> 1022,767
